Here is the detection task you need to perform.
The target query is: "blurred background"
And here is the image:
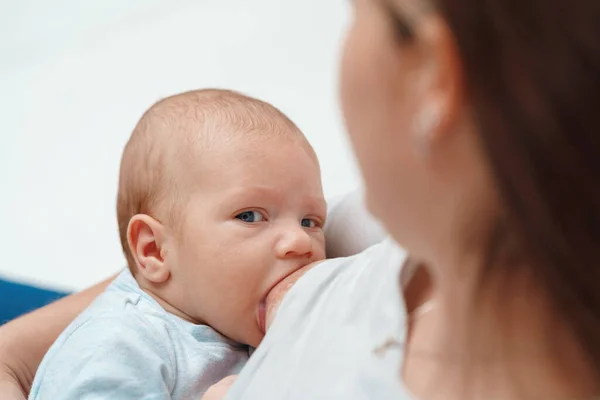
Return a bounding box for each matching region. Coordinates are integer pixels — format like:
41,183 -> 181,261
0,1 -> 359,296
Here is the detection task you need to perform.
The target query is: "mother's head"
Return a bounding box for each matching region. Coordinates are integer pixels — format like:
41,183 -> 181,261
341,0 -> 600,387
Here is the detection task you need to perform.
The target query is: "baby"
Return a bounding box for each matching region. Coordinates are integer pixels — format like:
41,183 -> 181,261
29,89 -> 327,399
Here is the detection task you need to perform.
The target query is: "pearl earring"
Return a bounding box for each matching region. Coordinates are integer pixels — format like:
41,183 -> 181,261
412,104 -> 440,157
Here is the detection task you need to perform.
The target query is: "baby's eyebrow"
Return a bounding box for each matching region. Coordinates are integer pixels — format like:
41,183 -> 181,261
230,186 -> 284,201
307,197 -> 327,213
226,186 -> 326,213
301,197 -> 328,221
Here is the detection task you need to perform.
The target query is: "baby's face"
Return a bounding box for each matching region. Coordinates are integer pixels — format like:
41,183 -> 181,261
168,136 -> 326,347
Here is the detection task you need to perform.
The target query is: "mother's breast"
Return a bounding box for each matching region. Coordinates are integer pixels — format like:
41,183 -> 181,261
264,261 -> 324,330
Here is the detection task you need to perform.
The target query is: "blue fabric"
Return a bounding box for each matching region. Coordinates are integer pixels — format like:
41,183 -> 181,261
0,278 -> 69,325
29,269 -> 249,400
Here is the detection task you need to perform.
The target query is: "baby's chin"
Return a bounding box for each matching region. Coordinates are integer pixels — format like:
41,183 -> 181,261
264,260 -> 324,330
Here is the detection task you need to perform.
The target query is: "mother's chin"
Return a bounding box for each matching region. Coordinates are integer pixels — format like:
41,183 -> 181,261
264,260 -> 324,331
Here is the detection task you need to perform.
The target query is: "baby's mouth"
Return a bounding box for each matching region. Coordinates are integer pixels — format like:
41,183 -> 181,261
258,297 -> 267,334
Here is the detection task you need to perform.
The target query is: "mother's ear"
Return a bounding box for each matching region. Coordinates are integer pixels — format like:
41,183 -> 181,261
127,214 -> 171,283
411,14 -> 464,157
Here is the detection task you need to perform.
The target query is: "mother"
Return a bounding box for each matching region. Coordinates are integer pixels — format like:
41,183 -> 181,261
3,0 -> 600,398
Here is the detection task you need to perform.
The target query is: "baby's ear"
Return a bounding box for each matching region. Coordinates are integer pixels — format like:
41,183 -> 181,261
127,214 -> 171,283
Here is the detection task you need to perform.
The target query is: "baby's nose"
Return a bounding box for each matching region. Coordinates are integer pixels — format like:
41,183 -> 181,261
276,227 -> 313,259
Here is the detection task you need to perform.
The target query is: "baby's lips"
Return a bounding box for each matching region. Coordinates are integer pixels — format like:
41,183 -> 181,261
258,298 -> 267,334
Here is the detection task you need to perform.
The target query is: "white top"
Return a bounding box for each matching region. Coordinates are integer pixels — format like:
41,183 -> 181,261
226,239 -> 413,399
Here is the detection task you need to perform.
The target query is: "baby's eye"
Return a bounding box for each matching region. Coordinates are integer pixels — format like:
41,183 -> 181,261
235,211 -> 265,223
301,218 -> 318,228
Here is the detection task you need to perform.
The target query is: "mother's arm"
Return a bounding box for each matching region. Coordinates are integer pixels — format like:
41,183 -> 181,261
0,276 -> 115,399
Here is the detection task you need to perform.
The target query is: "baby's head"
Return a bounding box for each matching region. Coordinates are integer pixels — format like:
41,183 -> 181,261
116,89 -> 326,347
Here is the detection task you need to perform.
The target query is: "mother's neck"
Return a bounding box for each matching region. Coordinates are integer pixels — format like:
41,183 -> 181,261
418,250 -> 598,399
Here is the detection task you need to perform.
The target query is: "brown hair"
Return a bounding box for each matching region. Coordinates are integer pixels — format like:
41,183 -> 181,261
116,89 -> 307,270
391,0 -> 600,387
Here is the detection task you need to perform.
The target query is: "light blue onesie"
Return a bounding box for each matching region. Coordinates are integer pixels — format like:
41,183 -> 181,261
29,269 -> 249,400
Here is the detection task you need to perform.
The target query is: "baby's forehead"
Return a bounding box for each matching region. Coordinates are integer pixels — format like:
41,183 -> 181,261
161,114 -> 314,186
186,130 -> 316,177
